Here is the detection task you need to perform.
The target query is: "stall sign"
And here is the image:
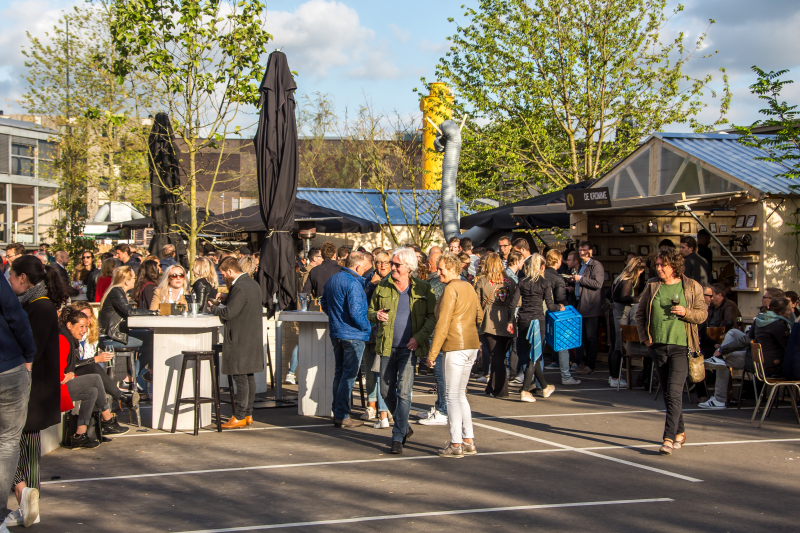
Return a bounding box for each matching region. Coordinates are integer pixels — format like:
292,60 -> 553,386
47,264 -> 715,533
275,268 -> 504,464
565,187 -> 612,211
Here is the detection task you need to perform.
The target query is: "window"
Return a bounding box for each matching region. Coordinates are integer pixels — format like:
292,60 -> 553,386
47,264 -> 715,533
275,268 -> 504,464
603,147 -> 651,200
658,145 -> 742,196
11,144 -> 35,177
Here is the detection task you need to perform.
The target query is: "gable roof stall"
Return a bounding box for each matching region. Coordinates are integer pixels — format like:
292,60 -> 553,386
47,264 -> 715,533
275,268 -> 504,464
512,133 -> 800,316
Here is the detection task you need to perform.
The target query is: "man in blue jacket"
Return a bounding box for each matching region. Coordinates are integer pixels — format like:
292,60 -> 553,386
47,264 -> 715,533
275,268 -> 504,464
0,275 -> 35,524
321,251 -> 373,428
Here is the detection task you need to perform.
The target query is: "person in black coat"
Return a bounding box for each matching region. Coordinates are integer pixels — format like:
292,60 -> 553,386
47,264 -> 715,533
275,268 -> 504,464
190,256 -> 218,311
568,241 -> 605,374
7,256 -> 68,524
302,242 -> 340,298
210,257 -> 265,429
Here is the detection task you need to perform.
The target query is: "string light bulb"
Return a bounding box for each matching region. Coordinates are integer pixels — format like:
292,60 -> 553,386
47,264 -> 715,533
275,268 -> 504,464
571,224 -> 576,230
648,220 -> 653,227
594,223 -> 600,229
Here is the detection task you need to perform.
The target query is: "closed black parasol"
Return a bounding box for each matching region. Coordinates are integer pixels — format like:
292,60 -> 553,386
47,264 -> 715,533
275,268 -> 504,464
254,51 -> 298,317
148,113 -> 187,266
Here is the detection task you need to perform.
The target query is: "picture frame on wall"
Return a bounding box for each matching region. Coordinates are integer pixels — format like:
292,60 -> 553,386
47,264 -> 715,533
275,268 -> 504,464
621,224 -> 635,233
709,222 -> 717,233
720,224 -> 728,232
609,248 -> 623,256
601,220 -> 609,233
604,271 -> 611,282
735,215 -> 746,228
663,222 -> 672,233
638,245 -> 650,256
636,223 -> 646,233
680,222 -> 691,233
648,222 -> 659,233
745,215 -> 757,228
591,245 -> 599,257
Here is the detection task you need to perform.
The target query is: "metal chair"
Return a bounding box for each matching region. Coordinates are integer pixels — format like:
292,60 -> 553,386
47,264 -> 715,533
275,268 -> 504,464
750,342 -> 800,428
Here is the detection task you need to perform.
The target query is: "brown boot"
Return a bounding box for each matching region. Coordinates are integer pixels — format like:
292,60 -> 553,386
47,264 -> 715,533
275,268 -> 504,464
221,416 -> 247,429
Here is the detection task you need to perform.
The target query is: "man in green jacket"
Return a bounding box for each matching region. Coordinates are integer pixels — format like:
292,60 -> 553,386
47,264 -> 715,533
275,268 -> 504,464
368,248 -> 436,454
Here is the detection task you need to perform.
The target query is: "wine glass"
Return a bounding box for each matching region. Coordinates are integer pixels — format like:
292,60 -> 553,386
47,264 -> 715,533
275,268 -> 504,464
670,294 -> 681,319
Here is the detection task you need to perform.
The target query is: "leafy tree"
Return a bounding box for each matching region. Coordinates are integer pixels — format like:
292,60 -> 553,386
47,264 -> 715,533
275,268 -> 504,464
110,0 -> 272,264
20,4 -> 157,256
733,67 -> 800,233
427,0 -> 731,203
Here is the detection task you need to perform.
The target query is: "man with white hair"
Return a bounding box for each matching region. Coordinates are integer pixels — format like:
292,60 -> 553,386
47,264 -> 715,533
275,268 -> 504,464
160,244 -> 179,270
368,248 -> 436,454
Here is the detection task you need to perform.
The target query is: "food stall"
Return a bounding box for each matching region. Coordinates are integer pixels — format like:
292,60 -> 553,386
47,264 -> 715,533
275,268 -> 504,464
512,133 -> 800,318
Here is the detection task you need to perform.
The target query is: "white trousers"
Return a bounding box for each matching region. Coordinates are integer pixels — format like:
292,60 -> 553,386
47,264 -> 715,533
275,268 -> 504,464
444,349 -> 479,444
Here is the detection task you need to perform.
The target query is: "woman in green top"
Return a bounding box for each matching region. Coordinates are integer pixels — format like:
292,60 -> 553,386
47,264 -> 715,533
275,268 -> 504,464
635,247 -> 707,455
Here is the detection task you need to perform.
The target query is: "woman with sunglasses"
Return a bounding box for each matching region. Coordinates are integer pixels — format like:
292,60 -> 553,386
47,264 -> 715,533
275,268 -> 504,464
71,250 -> 97,284
150,265 -> 189,310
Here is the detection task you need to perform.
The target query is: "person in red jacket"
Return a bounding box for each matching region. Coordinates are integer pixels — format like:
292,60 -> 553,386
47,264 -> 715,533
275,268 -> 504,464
59,310 -> 129,449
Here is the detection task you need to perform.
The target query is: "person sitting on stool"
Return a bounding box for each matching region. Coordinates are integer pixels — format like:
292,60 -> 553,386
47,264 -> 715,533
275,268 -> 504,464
209,257 -> 264,429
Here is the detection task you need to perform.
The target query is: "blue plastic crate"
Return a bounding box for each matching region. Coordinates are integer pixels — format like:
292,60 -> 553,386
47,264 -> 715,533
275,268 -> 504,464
545,305 -> 582,351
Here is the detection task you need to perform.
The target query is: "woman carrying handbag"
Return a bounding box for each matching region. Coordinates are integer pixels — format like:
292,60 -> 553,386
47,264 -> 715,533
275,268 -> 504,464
635,247 -> 707,455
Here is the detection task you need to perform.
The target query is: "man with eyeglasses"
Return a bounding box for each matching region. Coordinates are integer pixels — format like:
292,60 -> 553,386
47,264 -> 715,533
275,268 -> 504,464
3,245 -> 25,280
368,248 -> 436,454
497,236 -> 512,267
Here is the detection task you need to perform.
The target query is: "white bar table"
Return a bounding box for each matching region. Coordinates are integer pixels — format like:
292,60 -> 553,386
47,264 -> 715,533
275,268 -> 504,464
275,311 -> 333,417
127,315 -> 221,430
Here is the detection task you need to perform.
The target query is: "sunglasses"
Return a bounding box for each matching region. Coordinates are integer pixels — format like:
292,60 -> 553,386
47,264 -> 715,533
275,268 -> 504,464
82,255 -> 93,259
703,293 -> 713,297
170,273 -> 185,279
390,262 -> 404,268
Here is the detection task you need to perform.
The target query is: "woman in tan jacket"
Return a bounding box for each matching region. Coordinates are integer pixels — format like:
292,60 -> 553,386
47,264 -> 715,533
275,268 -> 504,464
427,252 -> 482,458
474,253 -> 520,398
149,265 -> 189,311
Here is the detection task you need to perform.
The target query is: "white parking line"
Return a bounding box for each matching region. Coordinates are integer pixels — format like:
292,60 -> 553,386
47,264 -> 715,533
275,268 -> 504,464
174,498 -> 673,532
43,437 -> 800,485
472,422 -> 703,482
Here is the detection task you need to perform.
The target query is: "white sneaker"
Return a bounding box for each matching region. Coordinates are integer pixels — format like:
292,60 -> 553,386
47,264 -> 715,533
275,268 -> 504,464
510,372 -> 523,385
520,391 -> 536,402
699,396 -> 727,409
609,377 -> 627,388
476,376 -> 488,384
284,372 -> 297,385
705,356 -> 727,367
419,410 -> 449,425
541,384 -> 555,398
372,417 -> 390,429
360,407 -> 376,421
20,487 -> 39,528
3,509 -> 22,528
562,377 -> 581,385
1,521 -> 9,533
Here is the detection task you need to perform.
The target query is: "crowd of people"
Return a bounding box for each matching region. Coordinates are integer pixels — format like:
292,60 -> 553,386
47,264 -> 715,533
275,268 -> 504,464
1,229 -> 798,527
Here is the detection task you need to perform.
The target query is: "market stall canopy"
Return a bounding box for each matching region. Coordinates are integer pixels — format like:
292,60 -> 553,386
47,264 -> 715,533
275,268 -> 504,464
109,207 -> 213,232
203,199 -> 380,234
460,180 -> 593,230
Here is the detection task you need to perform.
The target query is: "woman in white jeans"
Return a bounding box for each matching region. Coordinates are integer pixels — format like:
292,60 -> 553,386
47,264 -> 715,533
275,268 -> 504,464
425,252 -> 482,458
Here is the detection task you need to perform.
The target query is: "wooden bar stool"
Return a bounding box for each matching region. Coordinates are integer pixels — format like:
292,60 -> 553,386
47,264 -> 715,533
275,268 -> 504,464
170,351 -> 222,435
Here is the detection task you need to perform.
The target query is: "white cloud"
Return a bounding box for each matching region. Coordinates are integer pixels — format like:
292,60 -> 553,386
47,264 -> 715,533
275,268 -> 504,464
417,38 -> 448,55
390,23 -> 410,44
266,0 -> 402,81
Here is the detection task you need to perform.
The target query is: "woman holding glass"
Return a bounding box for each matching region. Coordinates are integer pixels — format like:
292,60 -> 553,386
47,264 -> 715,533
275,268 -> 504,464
635,247 -> 706,455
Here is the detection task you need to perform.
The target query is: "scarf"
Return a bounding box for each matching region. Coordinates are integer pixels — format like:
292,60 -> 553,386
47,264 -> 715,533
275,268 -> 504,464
754,310 -> 793,329
18,281 -> 48,306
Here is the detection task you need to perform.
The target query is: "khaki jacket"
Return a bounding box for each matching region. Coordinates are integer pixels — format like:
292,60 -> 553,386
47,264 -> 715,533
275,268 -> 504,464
367,276 -> 436,358
474,276 -> 519,337
635,275 -> 707,352
427,280 -> 482,361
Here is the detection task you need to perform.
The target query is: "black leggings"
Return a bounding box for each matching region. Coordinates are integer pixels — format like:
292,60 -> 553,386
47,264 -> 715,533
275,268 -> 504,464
75,362 -> 124,400
522,358 -> 548,393
484,334 -> 512,397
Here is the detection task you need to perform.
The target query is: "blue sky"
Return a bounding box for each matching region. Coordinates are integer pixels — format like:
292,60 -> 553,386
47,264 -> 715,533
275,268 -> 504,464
2,0 -> 800,134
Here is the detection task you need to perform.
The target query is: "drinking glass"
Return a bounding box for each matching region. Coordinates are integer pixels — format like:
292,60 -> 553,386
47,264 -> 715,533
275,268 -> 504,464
670,294 -> 681,319
299,293 -> 309,312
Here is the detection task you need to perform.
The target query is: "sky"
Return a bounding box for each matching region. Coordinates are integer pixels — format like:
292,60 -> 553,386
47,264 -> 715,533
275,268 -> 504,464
1,0 -> 800,135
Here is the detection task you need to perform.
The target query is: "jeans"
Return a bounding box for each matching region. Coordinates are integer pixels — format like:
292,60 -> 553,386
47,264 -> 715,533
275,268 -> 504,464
75,362 -> 124,400
362,346 -> 388,413
0,365 -> 30,520
129,328 -> 153,392
557,350 -> 571,381
331,338 -> 365,421
67,374 -> 110,426
714,329 -> 748,404
434,352 -> 446,416
650,343 -> 689,441
289,345 -> 299,374
379,347 -> 415,442
445,349 -> 478,444
232,374 -> 256,419
581,316 -> 600,370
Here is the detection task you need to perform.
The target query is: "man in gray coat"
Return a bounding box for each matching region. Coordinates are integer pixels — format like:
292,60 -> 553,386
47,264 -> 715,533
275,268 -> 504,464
569,241 -> 605,375
209,257 -> 265,429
